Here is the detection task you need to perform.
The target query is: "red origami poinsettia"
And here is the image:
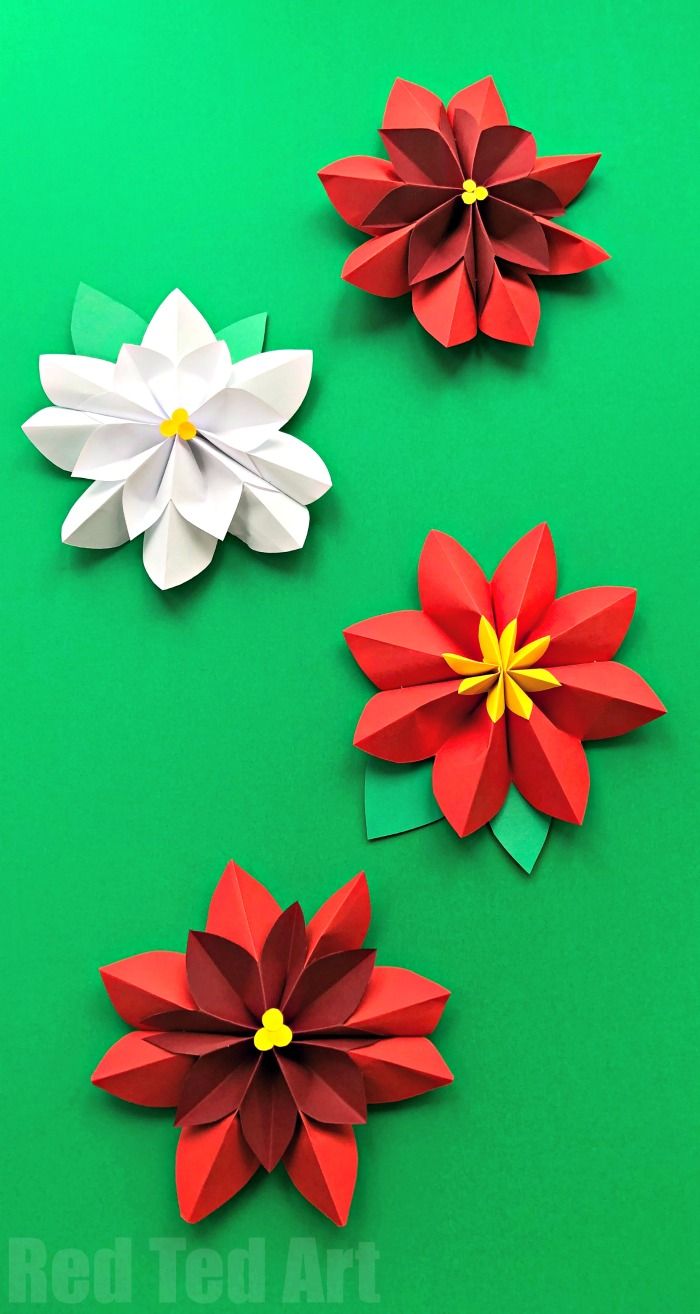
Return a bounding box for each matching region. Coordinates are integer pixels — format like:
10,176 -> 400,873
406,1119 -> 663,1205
319,76 -> 608,346
92,862 -> 451,1225
345,525 -> 666,838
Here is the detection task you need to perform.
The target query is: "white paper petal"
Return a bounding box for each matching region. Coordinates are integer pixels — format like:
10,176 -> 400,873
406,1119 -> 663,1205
176,342 -> 232,414
190,386 -> 278,439
72,423 -> 163,482
230,484 -> 310,553
113,345 -> 174,417
61,481 -> 129,549
40,355 -> 115,409
141,289 -> 216,364
142,503 -> 218,590
22,407 -> 105,472
230,349 -> 313,425
122,443 -> 172,538
247,430 -> 332,506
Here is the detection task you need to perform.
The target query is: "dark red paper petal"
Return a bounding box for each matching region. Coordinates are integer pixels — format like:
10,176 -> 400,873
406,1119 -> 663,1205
288,949 -> 376,1031
450,108 -> 480,176
351,1036 -> 453,1102
99,951 -> 195,1029
447,77 -> 509,131
284,1116 -> 358,1227
409,202 -> 470,286
509,703 -> 590,824
491,523 -> 557,639
380,128 -> 463,189
417,529 -> 493,652
412,262 -> 478,346
305,873 -> 371,964
478,261 -> 540,345
540,662 -> 666,741
317,156 -> 403,232
344,966 -> 450,1036
484,198 -> 550,272
141,1007 -> 247,1035
529,153 -> 601,207
260,903 -> 308,1010
206,861 -> 281,956
176,1113 -> 258,1224
364,184 -> 455,230
473,125 -> 537,187
488,177 -> 564,217
343,609 -> 462,691
186,931 -> 262,1026
148,1030 -> 247,1057
341,228 -> 412,298
534,587 -> 637,664
473,206 -> 495,303
353,681 -> 469,763
175,1047 -> 259,1128
92,1031 -> 193,1107
239,1060 -> 298,1171
432,702 -> 510,837
279,1045 -> 368,1124
536,217 -> 610,275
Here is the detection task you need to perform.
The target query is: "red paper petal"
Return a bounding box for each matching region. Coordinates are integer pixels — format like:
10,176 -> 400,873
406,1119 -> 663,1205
485,198 -> 550,272
351,1036 -> 453,1102
432,702 -> 509,837
447,76 -> 509,131
317,156 -> 402,232
239,1060 -> 298,1171
176,1113 -> 258,1224
535,587 -> 637,664
381,78 -> 462,187
175,1047 -> 260,1128
408,201 -> 469,285
488,177 -> 563,217
142,1008 -> 245,1036
418,529 -> 493,652
344,965 -> 450,1035
450,109 -> 480,176
478,261 -> 540,346
342,228 -> 412,298
186,932 -> 262,1026
284,1116 -> 357,1226
412,262 -> 478,346
541,662 -> 666,740
529,153 -> 601,207
279,1044 -> 367,1124
149,1029 -> 245,1056
509,703 -> 590,824
536,217 -> 609,275
206,861 -> 281,956
260,904 -> 307,1010
288,950 -> 376,1032
305,872 -> 371,963
344,609 -> 461,691
100,951 -> 194,1029
364,184 -> 455,230
353,681 -> 468,763
473,125 -> 537,187
491,523 -> 557,638
92,1031 -> 193,1107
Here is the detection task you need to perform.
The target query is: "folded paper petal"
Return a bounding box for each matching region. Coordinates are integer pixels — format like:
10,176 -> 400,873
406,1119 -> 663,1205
344,610 -> 459,690
508,703 -> 589,823
175,1048 -> 260,1128
142,504 -> 218,590
305,873 -> 371,963
318,156 -> 402,232
381,79 -> 462,188
206,860 -> 281,954
344,966 -> 449,1036
261,904 -> 307,1010
39,354 -> 116,413
491,523 -> 557,638
239,1060 -> 298,1171
230,484 -> 310,554
488,177 -> 563,216
23,407 -> 104,472
62,480 -> 129,550
247,431 -> 332,506
72,422 -> 162,483
284,1116 -> 357,1226
535,587 -> 637,664
478,262 -> 540,346
418,529 -> 492,651
409,202 -> 470,285
364,184 -> 455,230
92,1031 -> 193,1106
288,950 -> 376,1032
100,950 -> 195,1027
176,1113 -> 258,1224
279,1045 -> 367,1124
447,76 -> 509,131
186,931 -> 262,1025
485,199 -> 550,272
353,681 -> 467,763
351,1036 -> 453,1102
342,228 -> 412,297
230,350 -> 313,426
529,153 -> 601,207
536,217 -> 609,275
141,289 -> 216,363
542,662 -> 666,740
432,702 -> 509,836
148,1029 -> 245,1056
412,262 -> 478,346
473,126 -> 537,188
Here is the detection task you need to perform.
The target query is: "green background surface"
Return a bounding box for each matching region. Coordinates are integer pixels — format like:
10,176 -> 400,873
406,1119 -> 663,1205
2,1 -> 699,1311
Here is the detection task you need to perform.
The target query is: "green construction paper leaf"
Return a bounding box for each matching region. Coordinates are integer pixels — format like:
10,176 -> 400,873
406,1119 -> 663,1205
364,758 -> 443,840
71,283 -> 147,360
490,785 -> 551,874
216,313 -> 267,362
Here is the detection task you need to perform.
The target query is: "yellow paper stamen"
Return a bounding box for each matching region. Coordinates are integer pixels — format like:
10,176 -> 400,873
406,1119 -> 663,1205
443,619 -> 559,723
253,1007 -> 293,1052
159,407 -> 196,441
461,178 -> 489,205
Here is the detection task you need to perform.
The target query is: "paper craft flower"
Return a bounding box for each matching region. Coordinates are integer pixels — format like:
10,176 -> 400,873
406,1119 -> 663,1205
345,525 -> 665,854
92,862 -> 452,1225
319,76 -> 608,347
23,286 -> 331,589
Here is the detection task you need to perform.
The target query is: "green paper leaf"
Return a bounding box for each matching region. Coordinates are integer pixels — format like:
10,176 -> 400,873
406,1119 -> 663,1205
71,283 -> 147,360
490,786 -> 551,874
216,313 -> 267,362
364,758 -> 443,840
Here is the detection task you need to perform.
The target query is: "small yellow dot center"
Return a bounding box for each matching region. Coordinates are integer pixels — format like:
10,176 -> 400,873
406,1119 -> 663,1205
461,178 -> 488,205
254,1007 -> 293,1051
159,408 -> 196,441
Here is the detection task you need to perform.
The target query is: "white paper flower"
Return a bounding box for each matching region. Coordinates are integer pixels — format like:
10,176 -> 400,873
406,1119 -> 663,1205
23,288 -> 332,589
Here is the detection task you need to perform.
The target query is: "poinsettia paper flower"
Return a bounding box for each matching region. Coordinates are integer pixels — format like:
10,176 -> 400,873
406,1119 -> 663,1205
344,525 -> 665,839
23,288 -> 331,589
92,862 -> 452,1225
319,76 -> 608,347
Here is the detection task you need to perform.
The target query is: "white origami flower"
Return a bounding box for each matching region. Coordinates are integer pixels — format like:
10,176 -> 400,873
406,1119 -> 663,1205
23,288 -> 332,589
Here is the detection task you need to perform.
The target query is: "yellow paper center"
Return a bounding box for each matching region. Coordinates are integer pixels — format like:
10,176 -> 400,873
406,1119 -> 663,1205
253,1006 -> 293,1051
159,408 -> 197,441
443,617 -> 560,723
461,178 -> 488,205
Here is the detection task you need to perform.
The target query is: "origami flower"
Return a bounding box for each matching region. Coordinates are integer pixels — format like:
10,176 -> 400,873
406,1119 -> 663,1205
319,76 -> 608,347
92,862 -> 452,1225
345,525 -> 665,841
23,287 -> 331,589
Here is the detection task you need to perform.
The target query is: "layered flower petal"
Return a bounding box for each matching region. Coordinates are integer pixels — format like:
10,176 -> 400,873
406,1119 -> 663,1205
344,610 -> 460,690
473,126 -> 537,187
536,217 -> 610,275
508,703 -> 590,823
186,931 -> 262,1025
478,262 -> 540,346
418,529 -> 492,651
432,702 -> 509,836
412,261 -> 478,345
287,950 -> 376,1032
484,199 -> 550,272
22,407 -> 105,472
318,155 -> 402,232
142,504 -> 218,590
39,354 -> 115,411
62,481 -> 129,549
176,1113 -> 259,1224
342,227 -> 412,297
175,1047 -> 260,1127
409,201 -> 470,285
100,950 -> 195,1028
284,1116 -> 357,1226
380,79 -> 462,188
230,350 -> 313,427
535,587 -> 637,664
344,966 -> 450,1035
364,185 -> 456,230
71,423 -> 162,482
206,860 -> 282,954
491,523 -> 557,638
541,662 -> 666,740
279,1044 -> 367,1124
447,76 -> 509,131
353,681 -> 467,762
239,1060 -> 298,1171
261,904 -> 307,1010
305,873 -> 371,963
92,1031 -> 193,1106
351,1036 -> 453,1102
141,289 -> 216,363
529,153 -> 601,207
246,431 -> 332,506
230,483 -> 310,553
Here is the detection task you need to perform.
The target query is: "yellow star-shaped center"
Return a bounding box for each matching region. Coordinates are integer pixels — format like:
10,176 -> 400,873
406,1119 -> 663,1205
461,178 -> 488,205
443,616 -> 560,723
159,407 -> 197,441
253,1007 -> 293,1052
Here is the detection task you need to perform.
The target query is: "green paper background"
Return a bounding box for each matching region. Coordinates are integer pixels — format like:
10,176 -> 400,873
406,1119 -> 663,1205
1,1 -> 698,1311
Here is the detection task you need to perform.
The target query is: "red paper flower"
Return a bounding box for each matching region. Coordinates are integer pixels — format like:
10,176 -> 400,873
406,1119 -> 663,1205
92,862 -> 451,1225
319,76 -> 609,346
345,525 -> 666,837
